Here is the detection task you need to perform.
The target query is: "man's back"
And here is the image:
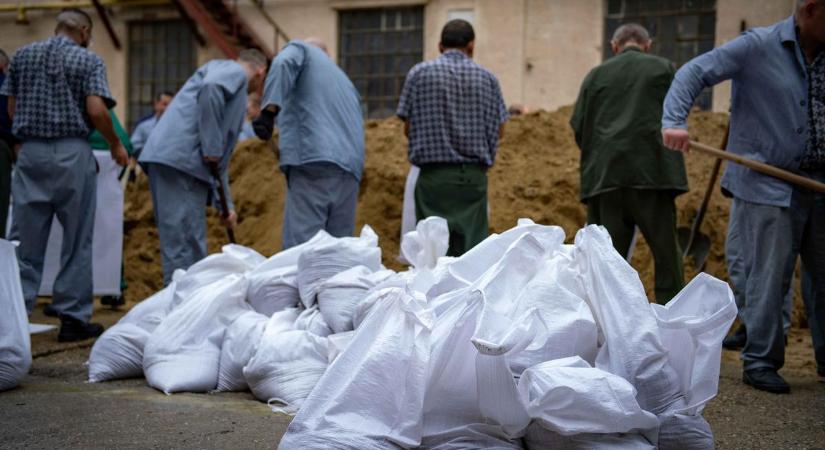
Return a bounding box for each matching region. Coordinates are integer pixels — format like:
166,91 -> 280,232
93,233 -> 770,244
3,36 -> 112,139
269,40 -> 364,180
398,50 -> 507,167
571,48 -> 686,201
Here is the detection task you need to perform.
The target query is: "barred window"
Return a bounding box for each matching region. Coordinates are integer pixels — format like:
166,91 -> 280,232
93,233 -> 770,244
127,20 -> 196,130
604,0 -> 717,109
339,7 -> 424,119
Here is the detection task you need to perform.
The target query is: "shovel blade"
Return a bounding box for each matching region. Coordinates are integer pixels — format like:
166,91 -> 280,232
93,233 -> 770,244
678,227 -> 712,270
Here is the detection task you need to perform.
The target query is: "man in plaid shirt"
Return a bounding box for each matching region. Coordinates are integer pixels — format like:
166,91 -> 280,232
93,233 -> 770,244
397,19 -> 508,256
1,9 -> 128,342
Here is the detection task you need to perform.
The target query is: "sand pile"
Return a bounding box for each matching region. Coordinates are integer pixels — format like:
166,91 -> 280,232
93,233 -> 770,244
125,106 -> 807,325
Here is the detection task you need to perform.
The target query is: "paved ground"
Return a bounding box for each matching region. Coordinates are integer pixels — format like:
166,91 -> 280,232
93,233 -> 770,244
1,304 -> 823,449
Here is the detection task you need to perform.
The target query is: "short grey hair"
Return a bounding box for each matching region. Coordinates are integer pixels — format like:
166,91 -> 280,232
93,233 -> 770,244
55,8 -> 92,34
611,23 -> 651,47
238,48 -> 267,69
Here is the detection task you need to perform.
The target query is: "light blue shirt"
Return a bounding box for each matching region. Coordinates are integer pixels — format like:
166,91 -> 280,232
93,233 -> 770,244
262,40 -> 364,180
139,60 -> 248,194
130,116 -> 157,157
238,120 -> 256,141
663,16 -> 811,207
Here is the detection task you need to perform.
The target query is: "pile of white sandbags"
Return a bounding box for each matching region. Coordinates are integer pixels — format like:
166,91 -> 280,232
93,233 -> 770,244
85,217 -> 735,450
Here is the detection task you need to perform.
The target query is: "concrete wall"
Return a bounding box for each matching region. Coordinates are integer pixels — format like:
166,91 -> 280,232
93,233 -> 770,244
0,0 -> 801,125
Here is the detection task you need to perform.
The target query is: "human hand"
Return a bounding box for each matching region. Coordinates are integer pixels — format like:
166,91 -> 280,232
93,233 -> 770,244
223,210 -> 238,229
111,142 -> 129,166
203,155 -> 220,164
252,109 -> 276,141
662,128 -> 691,153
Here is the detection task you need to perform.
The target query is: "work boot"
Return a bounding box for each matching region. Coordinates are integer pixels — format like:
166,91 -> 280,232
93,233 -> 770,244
57,316 -> 105,343
43,304 -> 59,318
743,368 -> 790,394
100,295 -> 125,309
722,324 -> 746,351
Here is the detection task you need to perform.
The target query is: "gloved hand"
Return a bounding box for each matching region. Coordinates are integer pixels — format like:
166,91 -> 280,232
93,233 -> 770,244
253,108 -> 277,141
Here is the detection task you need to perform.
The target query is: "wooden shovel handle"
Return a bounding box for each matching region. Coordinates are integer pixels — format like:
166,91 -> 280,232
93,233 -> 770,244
689,141 -> 825,194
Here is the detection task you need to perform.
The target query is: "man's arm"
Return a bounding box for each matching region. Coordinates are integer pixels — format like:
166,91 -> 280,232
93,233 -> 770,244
86,96 -> 128,166
662,31 -> 754,152
570,69 -> 595,149
7,96 -> 14,119
253,44 -> 306,140
198,82 -> 228,162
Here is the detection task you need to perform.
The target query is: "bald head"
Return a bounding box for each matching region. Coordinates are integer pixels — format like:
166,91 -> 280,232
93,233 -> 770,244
55,8 -> 93,47
304,37 -> 328,55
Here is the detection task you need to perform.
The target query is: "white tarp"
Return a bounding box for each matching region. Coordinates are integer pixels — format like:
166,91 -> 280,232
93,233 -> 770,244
0,239 -> 32,391
38,151 -> 124,296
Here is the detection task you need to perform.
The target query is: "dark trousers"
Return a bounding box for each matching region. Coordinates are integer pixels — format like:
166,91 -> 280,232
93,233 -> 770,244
0,139 -> 11,238
587,188 -> 684,303
415,163 -> 488,257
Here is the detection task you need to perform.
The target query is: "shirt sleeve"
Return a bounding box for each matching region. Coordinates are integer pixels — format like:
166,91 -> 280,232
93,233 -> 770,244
198,82 -> 228,159
396,68 -> 417,119
492,77 -> 508,126
262,43 -> 306,110
84,56 -> 116,109
0,55 -> 16,97
570,68 -> 596,148
662,31 -> 755,130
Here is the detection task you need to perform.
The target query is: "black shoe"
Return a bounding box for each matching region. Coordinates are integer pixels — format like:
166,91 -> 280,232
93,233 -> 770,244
100,295 -> 125,309
43,304 -> 59,318
743,368 -> 790,394
57,316 -> 105,343
722,325 -> 746,351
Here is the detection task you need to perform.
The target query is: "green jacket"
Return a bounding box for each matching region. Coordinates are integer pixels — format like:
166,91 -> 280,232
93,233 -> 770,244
570,47 -> 688,202
89,110 -> 134,155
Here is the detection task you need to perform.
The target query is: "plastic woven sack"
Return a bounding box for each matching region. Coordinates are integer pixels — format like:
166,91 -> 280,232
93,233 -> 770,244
220,244 -> 266,268
143,273 -> 250,394
400,216 -> 449,270
216,310 -> 269,391
294,306 -> 333,337
169,252 -> 252,312
246,265 -> 299,316
0,239 -> 31,391
317,266 -> 395,333
88,280 -> 177,383
278,288 -> 432,450
297,226 -> 382,308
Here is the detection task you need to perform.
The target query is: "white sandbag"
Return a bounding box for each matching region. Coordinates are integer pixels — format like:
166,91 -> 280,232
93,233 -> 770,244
518,357 -> 659,442
0,239 -> 31,391
244,329 -> 328,411
524,427 -> 655,450
169,252 -> 252,312
421,291 -> 523,450
656,413 -> 714,450
327,331 -> 355,363
398,164 -> 420,253
294,306 -> 333,337
88,281 -> 177,383
297,226 -> 382,308
400,216 -> 449,270
278,288 -> 433,450
574,225 -> 685,415
216,310 -> 269,392
246,265 -> 299,316
143,273 -> 250,394
221,244 -> 266,268
317,266 -> 395,333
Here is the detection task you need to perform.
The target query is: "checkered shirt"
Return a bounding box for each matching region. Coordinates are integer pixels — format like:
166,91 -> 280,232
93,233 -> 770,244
0,36 -> 114,140
802,51 -> 825,171
397,50 -> 508,167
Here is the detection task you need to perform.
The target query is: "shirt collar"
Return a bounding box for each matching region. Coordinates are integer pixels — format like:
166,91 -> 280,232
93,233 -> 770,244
442,49 -> 470,60
620,46 -> 643,54
779,15 -> 798,45
52,34 -> 79,47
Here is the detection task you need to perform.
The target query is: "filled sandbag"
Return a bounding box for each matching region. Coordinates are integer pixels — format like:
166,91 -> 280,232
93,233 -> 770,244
0,239 -> 31,391
143,272 -> 250,394
296,226 -> 382,308
518,356 -> 659,449
400,216 -> 449,270
216,310 -> 269,392
278,288 -> 433,450
88,279 -> 178,383
294,306 -> 333,337
246,265 -> 299,316
316,266 -> 394,333
169,252 -> 252,312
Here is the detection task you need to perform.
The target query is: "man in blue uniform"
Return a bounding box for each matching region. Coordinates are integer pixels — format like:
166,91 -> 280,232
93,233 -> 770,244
130,91 -> 173,159
1,9 -> 128,341
139,49 -> 267,285
253,38 -> 364,249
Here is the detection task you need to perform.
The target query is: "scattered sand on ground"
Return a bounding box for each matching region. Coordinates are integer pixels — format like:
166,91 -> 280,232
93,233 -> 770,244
122,106 -> 807,327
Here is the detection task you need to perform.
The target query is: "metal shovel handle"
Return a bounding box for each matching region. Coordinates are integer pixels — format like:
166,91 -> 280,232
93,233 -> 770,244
208,161 -> 236,244
689,141 -> 825,194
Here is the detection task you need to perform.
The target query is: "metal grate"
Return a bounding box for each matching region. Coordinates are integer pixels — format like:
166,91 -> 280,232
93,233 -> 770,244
604,0 -> 717,109
127,20 -> 196,130
339,7 -> 424,119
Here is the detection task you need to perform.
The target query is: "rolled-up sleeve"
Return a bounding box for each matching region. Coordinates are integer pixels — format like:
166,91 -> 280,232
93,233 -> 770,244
396,69 -> 417,119
198,82 -> 227,159
85,56 -> 116,109
662,32 -> 754,129
262,43 -> 305,111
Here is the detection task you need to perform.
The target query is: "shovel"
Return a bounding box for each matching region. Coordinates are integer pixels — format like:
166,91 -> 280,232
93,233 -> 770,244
209,161 -> 236,244
678,125 -> 729,270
